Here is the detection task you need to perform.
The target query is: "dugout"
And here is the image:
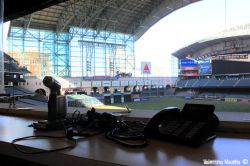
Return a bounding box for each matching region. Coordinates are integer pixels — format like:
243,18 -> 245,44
113,88 -> 122,103
90,87 -> 99,96
103,86 -> 111,104
123,86 -> 132,102
141,85 -> 150,96
103,94 -> 111,104
158,85 -> 165,96
132,86 -> 141,94
103,87 -> 111,93
150,85 -> 158,96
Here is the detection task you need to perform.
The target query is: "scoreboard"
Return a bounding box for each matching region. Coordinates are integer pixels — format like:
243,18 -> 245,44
179,59 -> 199,77
212,60 -> 250,75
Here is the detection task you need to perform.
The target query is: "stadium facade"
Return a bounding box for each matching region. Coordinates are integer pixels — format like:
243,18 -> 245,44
173,24 -> 250,79
6,25 -> 177,96
173,24 -> 250,100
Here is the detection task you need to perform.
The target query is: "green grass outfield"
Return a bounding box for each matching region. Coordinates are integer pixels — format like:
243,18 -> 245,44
112,96 -> 250,113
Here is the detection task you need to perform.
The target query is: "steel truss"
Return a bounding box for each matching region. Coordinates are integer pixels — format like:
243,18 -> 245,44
7,26 -> 135,78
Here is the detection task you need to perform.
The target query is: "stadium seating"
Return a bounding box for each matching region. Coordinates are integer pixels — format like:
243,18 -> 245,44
176,77 -> 250,88
176,79 -> 187,87
5,87 -> 33,96
235,78 -> 250,87
185,79 -> 198,88
192,79 -> 209,88
220,79 -> 238,87
205,78 -> 222,87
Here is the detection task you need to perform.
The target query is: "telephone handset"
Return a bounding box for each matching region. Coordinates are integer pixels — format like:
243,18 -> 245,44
144,104 -> 219,147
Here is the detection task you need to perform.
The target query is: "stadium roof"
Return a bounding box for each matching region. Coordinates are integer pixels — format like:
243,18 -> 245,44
172,34 -> 250,59
5,0 -> 200,40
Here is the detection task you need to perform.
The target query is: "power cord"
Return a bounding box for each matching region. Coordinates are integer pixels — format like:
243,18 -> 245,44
12,120 -> 77,154
12,109 -> 148,154
11,135 -> 77,154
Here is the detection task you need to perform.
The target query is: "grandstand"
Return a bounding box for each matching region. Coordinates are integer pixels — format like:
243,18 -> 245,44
173,26 -> 250,101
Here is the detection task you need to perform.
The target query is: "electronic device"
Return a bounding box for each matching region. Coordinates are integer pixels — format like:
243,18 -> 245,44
144,104 -> 219,147
65,108 -> 117,137
33,76 -> 67,130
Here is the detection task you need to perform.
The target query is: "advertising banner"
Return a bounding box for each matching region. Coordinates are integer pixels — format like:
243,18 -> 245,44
70,82 -> 81,88
120,80 -> 129,86
199,59 -> 212,75
112,81 -> 120,87
129,80 -> 136,86
144,80 -> 151,85
136,80 -> 144,86
92,81 -> 102,87
141,62 -> 151,74
82,81 -> 92,87
102,81 -> 111,87
180,59 -> 198,67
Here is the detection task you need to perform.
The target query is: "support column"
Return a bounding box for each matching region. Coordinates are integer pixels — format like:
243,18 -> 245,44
0,0 -> 4,93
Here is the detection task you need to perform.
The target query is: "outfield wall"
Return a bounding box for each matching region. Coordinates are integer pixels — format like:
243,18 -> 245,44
18,76 -> 177,96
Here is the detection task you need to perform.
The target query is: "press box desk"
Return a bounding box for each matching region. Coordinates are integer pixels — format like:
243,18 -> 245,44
0,115 -> 249,166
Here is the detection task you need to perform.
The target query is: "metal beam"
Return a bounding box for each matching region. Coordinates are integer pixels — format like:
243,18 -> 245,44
125,0 -> 147,35
23,14 -> 33,36
96,0 -> 131,33
56,0 -> 82,33
69,0 -> 114,41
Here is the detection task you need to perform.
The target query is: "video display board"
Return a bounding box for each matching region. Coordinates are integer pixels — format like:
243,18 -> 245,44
212,60 -> 250,75
180,59 -> 199,70
199,59 -> 212,75
179,59 -> 199,77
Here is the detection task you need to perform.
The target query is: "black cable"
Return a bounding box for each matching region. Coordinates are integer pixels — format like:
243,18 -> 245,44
106,131 -> 147,147
11,135 -> 77,154
105,120 -> 147,147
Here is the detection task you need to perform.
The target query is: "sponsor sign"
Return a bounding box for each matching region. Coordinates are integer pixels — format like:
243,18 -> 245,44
92,81 -> 102,87
129,80 -> 136,86
120,80 -> 129,86
82,81 -> 91,87
141,62 -> 151,74
102,81 -> 111,87
131,94 -> 140,98
239,98 -> 250,103
181,66 -> 199,70
199,59 -> 212,75
180,59 -> 198,67
70,82 -> 81,88
144,80 -> 151,85
181,72 -> 199,76
224,98 -> 238,102
132,97 -> 149,102
132,98 -> 141,102
151,80 -> 159,85
112,81 -> 120,87
136,80 -> 144,86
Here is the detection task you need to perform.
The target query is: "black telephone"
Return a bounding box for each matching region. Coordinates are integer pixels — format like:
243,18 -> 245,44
144,103 -> 219,147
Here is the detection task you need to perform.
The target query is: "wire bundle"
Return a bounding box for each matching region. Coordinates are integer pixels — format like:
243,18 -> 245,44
106,120 -> 147,147
12,108 -> 147,154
